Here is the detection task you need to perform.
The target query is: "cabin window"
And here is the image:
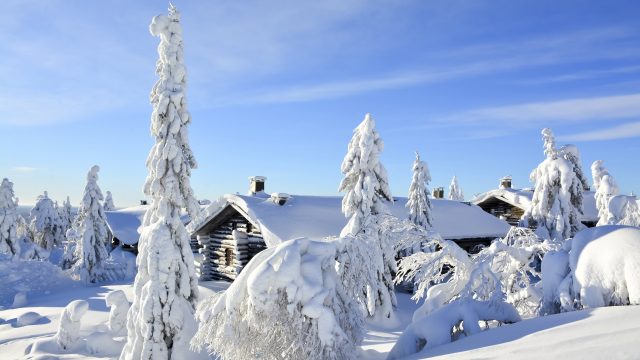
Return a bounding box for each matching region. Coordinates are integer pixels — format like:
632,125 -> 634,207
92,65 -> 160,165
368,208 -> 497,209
225,248 -> 234,266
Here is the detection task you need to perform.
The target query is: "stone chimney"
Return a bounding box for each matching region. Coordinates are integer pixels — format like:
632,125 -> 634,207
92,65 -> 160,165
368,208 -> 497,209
432,187 -> 444,199
249,176 -> 267,195
500,176 -> 512,189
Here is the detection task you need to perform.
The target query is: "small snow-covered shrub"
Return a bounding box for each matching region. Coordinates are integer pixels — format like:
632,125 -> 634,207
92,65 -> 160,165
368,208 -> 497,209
397,227 -> 547,320
542,226 -> 640,312
56,300 -> 89,350
607,195 -> 640,226
191,238 -> 364,360
387,298 -> 521,359
105,290 -> 130,335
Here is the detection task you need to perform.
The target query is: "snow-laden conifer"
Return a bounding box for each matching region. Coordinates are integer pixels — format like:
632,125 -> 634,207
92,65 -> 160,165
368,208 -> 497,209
448,175 -> 464,201
606,195 -> 640,226
0,178 -> 21,256
121,5 -> 200,359
103,191 -> 116,212
520,129 -> 584,242
559,144 -> 590,191
336,113 -> 396,319
58,196 -> 74,239
591,160 -> 619,226
70,165 -> 110,283
29,191 -> 65,251
406,152 -> 433,229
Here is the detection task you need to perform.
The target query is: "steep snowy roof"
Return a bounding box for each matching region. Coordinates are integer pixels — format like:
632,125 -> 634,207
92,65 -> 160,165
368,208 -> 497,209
192,193 -> 511,247
471,188 -> 599,222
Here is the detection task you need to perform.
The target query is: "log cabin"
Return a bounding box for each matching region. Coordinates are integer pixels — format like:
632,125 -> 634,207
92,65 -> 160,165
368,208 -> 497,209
187,177 -> 511,282
471,177 -> 599,227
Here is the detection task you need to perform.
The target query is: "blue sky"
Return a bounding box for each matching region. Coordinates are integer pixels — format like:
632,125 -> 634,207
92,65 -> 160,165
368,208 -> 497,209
2,0 -> 640,207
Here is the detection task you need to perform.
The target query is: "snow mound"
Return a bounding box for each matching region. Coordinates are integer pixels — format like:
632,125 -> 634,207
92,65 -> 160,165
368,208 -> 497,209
192,237 -> 364,360
570,225 -> 640,308
0,254 -> 78,307
17,311 -> 43,326
12,291 -> 28,308
85,331 -> 123,356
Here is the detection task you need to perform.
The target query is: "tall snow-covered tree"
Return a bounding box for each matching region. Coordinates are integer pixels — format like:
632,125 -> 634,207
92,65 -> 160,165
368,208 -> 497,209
337,113 -> 396,319
103,191 -> 116,211
591,160 -> 619,226
406,151 -> 433,229
122,5 -> 201,359
29,191 -> 65,250
339,113 -> 393,236
0,178 -> 21,256
70,165 -> 110,283
520,128 -> 584,242
559,144 -> 590,191
448,175 -> 464,201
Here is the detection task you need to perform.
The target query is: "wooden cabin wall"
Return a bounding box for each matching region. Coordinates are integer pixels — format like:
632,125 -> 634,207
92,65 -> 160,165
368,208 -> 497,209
194,212 -> 267,281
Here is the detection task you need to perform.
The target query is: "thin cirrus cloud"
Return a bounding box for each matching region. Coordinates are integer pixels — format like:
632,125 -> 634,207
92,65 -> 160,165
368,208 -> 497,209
12,166 -> 37,173
441,93 -> 640,125
559,122 -> 640,141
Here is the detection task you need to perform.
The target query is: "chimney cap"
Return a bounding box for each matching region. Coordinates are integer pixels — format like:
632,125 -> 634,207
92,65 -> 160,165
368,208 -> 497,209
249,176 -> 267,182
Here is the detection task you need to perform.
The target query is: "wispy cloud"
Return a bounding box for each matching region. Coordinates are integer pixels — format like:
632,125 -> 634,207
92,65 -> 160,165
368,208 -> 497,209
12,166 -> 37,173
518,65 -> 640,85
559,122 -> 640,141
442,93 -> 640,125
218,27 -> 640,105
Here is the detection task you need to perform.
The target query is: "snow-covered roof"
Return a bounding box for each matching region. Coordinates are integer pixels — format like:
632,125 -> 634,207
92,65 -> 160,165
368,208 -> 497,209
105,206 -> 148,245
105,205 -> 197,246
192,193 -> 511,247
471,188 -> 599,222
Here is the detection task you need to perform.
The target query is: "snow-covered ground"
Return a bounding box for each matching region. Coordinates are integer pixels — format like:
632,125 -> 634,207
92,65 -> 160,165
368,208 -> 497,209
3,278 -> 639,360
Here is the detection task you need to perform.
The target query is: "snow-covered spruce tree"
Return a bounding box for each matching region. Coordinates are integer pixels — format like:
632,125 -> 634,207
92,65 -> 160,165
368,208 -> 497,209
0,178 -> 21,256
69,165 -> 110,283
121,5 -> 201,359
519,128 -> 584,242
559,144 -> 590,191
58,196 -> 74,240
591,160 -> 619,226
103,191 -> 116,211
192,238 -> 364,360
406,151 -> 433,229
336,113 -> 396,319
448,175 -> 464,201
606,195 -> 640,226
29,191 -> 65,251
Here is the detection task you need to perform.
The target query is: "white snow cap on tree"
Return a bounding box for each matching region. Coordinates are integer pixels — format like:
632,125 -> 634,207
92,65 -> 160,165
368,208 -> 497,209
56,300 -> 89,350
0,178 -> 21,256
591,160 -> 619,226
121,5 -> 200,360
29,191 -> 64,251
448,175 -> 464,201
106,290 -> 130,336
607,195 -> 640,226
103,191 -> 116,212
406,151 -> 433,229
520,128 -> 584,242
339,113 -> 393,237
70,165 -> 110,283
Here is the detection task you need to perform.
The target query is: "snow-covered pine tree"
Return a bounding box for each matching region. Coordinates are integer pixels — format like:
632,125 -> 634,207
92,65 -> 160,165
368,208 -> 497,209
29,191 -> 65,251
448,175 -> 464,201
406,151 -> 433,229
58,196 -> 74,239
591,160 -> 619,226
337,113 -> 396,319
520,128 -> 584,242
103,191 -> 116,212
121,5 -> 201,359
559,144 -> 590,191
0,178 -> 21,256
606,195 -> 640,226
70,165 -> 110,283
